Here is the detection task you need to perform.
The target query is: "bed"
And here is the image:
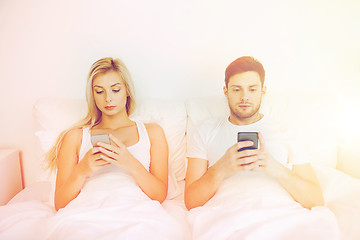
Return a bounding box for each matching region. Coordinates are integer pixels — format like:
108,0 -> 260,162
1,91 -> 360,239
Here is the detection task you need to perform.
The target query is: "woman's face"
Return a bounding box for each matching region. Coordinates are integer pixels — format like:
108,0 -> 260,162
92,71 -> 128,116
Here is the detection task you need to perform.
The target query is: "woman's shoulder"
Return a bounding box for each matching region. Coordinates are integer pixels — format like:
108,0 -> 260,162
144,122 -> 164,132
57,127 -> 84,161
143,123 -> 166,140
61,127 -> 83,147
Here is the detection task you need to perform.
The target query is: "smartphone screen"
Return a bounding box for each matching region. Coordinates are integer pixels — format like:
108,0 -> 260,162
237,132 -> 258,151
91,133 -> 110,146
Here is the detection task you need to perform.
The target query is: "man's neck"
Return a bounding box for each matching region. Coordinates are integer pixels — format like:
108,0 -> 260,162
228,112 -> 263,126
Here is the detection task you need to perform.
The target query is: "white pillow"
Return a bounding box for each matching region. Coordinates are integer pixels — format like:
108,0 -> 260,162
185,91 -> 339,168
283,92 -> 339,168
33,98 -> 187,199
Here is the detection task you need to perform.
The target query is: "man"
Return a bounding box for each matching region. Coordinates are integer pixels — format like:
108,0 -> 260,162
185,56 -> 337,240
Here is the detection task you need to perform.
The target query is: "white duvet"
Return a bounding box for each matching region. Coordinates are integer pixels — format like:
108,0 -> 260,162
0,172 -> 190,240
188,165 -> 360,240
1,165 -> 360,240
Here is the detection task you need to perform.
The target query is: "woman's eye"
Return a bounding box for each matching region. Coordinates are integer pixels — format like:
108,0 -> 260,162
113,89 -> 120,93
95,91 -> 104,94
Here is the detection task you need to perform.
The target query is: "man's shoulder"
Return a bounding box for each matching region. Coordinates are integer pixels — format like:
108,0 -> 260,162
197,117 -> 226,131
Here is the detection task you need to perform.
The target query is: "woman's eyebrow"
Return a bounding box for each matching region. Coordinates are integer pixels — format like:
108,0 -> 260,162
93,83 -> 122,88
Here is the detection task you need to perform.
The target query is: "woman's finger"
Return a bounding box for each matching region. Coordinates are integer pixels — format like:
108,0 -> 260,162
98,147 -> 119,160
99,154 -> 117,164
109,134 -> 126,148
95,159 -> 110,165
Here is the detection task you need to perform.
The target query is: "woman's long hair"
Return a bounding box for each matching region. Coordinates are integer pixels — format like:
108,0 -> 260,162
45,57 -> 136,171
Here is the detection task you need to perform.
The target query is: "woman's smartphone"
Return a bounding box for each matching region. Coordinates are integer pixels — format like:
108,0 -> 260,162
237,132 -> 258,152
91,133 -> 110,147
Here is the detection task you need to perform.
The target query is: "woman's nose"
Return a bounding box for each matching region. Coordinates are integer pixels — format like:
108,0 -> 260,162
105,93 -> 112,102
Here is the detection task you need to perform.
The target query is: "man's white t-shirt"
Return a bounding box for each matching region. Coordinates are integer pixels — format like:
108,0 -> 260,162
187,115 -> 309,169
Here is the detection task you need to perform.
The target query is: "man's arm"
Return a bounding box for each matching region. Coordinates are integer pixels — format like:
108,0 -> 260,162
261,161 -> 324,209
185,141 -> 259,210
254,134 -> 324,209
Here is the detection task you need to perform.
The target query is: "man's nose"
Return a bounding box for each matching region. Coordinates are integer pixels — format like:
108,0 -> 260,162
240,93 -> 249,101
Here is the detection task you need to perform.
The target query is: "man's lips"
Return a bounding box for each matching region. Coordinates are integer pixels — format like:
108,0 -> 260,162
238,104 -> 251,108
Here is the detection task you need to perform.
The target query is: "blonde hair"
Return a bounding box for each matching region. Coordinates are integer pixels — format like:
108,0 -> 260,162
45,57 -> 136,171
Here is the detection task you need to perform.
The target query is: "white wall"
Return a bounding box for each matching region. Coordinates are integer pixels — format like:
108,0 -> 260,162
0,0 -> 359,186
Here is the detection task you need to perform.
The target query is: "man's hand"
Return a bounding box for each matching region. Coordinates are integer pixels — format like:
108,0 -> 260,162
250,133 -> 324,208
250,133 -> 286,177
214,140 -> 264,179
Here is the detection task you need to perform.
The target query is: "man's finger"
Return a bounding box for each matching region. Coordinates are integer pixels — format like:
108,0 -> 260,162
258,132 -> 266,149
235,141 -> 254,151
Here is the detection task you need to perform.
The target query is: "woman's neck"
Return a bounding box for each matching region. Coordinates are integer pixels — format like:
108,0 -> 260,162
96,112 -> 134,130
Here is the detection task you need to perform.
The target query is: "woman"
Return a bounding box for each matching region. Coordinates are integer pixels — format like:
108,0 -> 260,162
0,57 -> 189,240
47,57 -> 168,211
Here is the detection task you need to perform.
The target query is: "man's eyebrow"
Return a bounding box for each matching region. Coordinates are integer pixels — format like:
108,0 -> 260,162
230,84 -> 260,88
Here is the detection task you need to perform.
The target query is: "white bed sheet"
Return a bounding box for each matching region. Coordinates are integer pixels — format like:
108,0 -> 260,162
1,166 -> 360,240
188,165 -> 360,240
0,179 -> 190,240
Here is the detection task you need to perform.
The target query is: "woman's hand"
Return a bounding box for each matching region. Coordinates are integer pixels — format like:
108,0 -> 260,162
96,134 -> 139,173
76,147 -> 110,176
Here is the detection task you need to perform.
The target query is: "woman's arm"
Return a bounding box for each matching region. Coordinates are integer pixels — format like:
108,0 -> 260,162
129,123 -> 168,202
54,129 -> 109,210
99,123 -> 169,203
54,129 -> 84,211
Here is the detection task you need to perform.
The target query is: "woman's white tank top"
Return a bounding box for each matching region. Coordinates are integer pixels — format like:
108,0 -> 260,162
77,121 -> 151,188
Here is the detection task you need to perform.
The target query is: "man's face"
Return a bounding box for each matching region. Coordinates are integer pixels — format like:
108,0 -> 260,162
224,71 -> 265,123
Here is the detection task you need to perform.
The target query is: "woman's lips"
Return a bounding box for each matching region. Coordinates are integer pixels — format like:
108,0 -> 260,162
105,106 -> 116,110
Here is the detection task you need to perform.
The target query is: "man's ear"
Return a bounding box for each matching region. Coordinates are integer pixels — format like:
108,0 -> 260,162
262,85 -> 267,95
223,86 -> 228,98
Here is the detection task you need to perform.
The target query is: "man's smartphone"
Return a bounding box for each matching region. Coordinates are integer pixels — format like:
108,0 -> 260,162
237,132 -> 258,152
91,133 -> 110,147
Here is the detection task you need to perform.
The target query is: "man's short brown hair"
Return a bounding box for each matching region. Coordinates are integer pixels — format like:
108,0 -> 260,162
225,56 -> 265,87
